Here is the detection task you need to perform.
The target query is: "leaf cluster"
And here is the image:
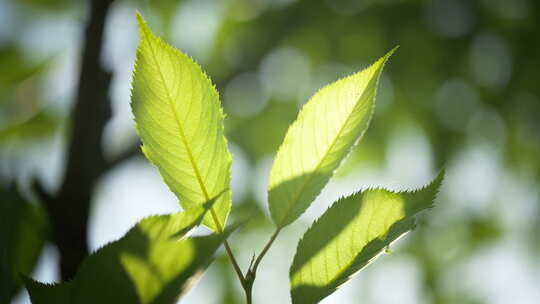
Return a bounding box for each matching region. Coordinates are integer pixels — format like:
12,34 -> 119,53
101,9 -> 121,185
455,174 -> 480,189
25,14 -> 443,304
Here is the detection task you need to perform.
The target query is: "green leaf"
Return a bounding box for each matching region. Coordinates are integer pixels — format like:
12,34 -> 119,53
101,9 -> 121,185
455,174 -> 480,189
289,172 -> 444,304
0,110 -> 60,143
131,13 -> 232,232
25,199 -> 233,304
0,184 -> 48,303
24,280 -> 71,304
267,48 -> 397,228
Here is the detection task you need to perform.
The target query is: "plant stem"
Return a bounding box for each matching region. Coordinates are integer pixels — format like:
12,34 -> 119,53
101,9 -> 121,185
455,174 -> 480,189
209,208 -> 245,283
210,205 -> 283,303
244,274 -> 253,304
223,240 -> 245,282
251,228 -> 281,274
241,228 -> 282,302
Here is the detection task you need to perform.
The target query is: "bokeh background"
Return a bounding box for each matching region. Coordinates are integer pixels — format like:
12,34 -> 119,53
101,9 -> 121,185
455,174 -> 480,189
1,0 -> 539,303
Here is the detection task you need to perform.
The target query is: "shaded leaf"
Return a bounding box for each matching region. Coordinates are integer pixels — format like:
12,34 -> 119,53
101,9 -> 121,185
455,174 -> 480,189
290,172 -> 444,304
25,198 -> 232,304
0,46 -> 49,89
0,110 -> 60,143
268,48 -> 396,228
0,184 -> 48,303
24,279 -> 71,304
131,13 -> 232,231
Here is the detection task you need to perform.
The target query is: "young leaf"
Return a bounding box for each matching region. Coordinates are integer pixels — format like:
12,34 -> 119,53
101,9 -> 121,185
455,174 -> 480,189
267,48 -> 396,228
131,13 -> 232,231
289,172 -> 444,304
25,200 -> 232,304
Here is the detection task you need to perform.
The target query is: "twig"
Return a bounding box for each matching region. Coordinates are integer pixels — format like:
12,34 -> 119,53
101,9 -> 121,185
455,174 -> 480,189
240,228 -> 282,303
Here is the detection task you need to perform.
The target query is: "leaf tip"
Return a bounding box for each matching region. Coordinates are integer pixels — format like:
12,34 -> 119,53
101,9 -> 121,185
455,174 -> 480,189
135,11 -> 145,28
375,45 -> 399,70
135,11 -> 152,38
430,167 -> 446,196
387,45 -> 400,57
411,168 -> 445,207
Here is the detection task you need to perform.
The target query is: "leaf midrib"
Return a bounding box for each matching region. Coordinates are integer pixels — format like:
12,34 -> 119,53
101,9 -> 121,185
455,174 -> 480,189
293,191 -> 395,300
141,28 -> 223,231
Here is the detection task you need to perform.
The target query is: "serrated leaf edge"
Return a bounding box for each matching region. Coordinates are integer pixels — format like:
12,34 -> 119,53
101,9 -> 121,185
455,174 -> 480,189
270,47 -> 398,228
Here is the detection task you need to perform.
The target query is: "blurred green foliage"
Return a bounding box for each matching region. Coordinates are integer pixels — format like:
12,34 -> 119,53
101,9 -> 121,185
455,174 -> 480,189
0,185 -> 48,303
1,0 -> 539,303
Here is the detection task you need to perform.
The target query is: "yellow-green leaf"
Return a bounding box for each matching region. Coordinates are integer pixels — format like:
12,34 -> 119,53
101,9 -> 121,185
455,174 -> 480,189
131,13 -> 232,231
268,48 -> 396,228
290,172 -> 444,304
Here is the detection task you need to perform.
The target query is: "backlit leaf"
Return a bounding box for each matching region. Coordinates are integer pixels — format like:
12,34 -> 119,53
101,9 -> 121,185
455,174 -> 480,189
268,48 -> 396,228
25,199 -> 232,304
290,172 -> 443,304
131,13 -> 232,231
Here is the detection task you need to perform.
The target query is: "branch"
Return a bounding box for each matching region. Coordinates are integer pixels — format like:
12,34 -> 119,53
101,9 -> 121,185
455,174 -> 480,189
44,0 -> 115,280
102,140 -> 142,174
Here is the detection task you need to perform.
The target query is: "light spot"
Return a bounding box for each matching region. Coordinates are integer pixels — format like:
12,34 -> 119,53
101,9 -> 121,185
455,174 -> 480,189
469,33 -> 512,89
425,0 -> 474,37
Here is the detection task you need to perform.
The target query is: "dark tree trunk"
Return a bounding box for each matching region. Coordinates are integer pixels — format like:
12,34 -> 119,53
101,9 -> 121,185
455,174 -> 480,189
35,0 -> 114,281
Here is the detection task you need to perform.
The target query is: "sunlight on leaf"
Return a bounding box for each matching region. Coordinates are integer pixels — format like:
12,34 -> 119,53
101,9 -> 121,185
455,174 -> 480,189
268,48 -> 397,228
289,171 -> 444,304
25,199 -> 232,304
131,13 -> 232,231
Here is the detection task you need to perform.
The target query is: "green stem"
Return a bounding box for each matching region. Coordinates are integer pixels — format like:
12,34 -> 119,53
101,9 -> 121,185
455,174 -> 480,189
209,208 -> 245,284
244,275 -> 253,304
242,228 -> 282,302
224,240 -> 245,282
251,228 -> 281,274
